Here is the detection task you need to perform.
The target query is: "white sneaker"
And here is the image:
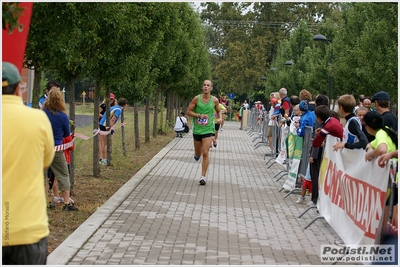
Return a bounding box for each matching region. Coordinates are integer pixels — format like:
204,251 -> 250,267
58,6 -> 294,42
307,201 -> 315,207
296,196 -> 306,204
100,159 -> 107,165
53,196 -> 64,203
220,128 -> 223,132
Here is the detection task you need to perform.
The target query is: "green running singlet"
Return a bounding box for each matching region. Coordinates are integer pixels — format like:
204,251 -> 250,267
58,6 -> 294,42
193,94 -> 215,135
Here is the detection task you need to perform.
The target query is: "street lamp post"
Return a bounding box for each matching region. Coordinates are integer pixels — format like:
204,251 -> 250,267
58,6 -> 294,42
313,34 -> 333,109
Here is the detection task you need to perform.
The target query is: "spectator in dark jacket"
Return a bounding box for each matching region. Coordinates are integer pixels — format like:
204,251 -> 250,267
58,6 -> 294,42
333,94 -> 368,151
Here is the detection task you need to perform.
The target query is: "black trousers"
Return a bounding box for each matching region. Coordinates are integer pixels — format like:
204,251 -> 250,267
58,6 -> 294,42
310,148 -> 323,204
2,236 -> 47,265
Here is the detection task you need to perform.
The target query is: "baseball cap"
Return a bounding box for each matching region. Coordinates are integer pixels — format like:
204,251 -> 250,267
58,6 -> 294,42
371,91 -> 390,101
270,98 -> 277,104
2,62 -> 21,87
110,93 -> 115,99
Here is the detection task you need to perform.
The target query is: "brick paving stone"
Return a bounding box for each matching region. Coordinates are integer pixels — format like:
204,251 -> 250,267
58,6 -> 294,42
48,121 -> 343,265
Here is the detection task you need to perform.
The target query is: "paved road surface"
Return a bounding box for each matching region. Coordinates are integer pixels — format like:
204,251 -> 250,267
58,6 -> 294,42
48,121 -> 343,265
75,114 -> 93,128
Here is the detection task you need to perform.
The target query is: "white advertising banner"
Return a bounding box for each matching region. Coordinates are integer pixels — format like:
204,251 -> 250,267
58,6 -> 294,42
283,125 -> 303,191
318,135 -> 390,246
275,125 -> 289,166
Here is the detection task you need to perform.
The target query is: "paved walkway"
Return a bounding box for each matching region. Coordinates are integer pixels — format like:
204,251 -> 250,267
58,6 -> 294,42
47,121 -> 341,265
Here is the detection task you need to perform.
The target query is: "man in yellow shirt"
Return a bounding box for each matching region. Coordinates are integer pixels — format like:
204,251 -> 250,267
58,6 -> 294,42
2,62 -> 55,264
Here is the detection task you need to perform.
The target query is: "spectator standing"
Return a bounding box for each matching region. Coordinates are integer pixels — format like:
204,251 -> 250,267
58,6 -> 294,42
355,106 -> 375,143
99,93 -> 117,163
39,81 -> 66,201
187,80 -> 222,185
301,104 -> 344,206
364,111 -> 398,236
279,88 -> 293,119
39,80 -> 61,109
333,94 -> 368,151
364,111 -> 397,161
99,93 -> 116,122
363,98 -> 375,111
43,90 -> 78,211
212,101 -> 226,147
332,94 -> 369,246
174,111 -> 187,138
299,89 -> 315,111
219,94 -> 229,131
372,91 -> 397,133
294,100 -> 316,138
2,62 -> 55,264
243,99 -> 249,110
267,96 -> 280,153
48,119 -> 75,205
309,94 -> 330,206
238,102 -> 244,121
312,105 -> 344,148
283,95 -> 300,128
99,98 -> 128,165
358,94 -> 366,106
353,94 -> 365,113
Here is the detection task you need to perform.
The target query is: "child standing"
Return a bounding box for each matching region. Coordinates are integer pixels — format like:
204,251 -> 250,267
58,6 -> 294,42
333,94 -> 368,151
297,105 -> 344,204
312,105 -> 344,148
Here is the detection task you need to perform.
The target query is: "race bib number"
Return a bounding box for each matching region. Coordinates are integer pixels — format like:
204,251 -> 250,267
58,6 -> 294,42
197,117 -> 209,125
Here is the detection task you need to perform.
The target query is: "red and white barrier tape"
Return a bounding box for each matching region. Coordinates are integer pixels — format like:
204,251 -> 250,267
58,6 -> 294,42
54,122 -> 126,151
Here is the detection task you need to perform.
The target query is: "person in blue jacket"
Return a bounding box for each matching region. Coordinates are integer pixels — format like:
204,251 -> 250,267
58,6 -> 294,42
295,100 -> 316,137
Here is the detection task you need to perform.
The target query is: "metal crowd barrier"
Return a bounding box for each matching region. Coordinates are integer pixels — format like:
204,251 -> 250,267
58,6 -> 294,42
246,108 -> 260,135
283,126 -> 313,199
253,111 -> 269,149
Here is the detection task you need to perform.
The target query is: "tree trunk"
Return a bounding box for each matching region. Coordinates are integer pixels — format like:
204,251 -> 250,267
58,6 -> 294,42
145,93 -> 150,143
106,86 -> 113,166
121,111 -> 127,155
166,92 -> 170,128
32,68 -> 42,109
93,80 -> 101,177
153,84 -> 160,138
67,78 -> 76,194
176,95 -> 181,120
166,91 -> 174,128
134,102 -> 140,149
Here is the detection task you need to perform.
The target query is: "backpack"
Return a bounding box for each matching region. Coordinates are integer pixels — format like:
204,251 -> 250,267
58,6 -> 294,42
179,117 -> 189,133
280,96 -> 293,117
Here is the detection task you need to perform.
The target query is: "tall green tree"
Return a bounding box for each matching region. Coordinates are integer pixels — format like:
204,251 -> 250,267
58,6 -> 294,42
200,2 -> 338,102
26,2 -> 101,185
334,2 -> 398,99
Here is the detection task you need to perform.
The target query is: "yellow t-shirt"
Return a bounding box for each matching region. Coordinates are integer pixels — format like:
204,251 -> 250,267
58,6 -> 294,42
2,95 -> 55,246
214,103 -> 226,124
371,128 -> 397,159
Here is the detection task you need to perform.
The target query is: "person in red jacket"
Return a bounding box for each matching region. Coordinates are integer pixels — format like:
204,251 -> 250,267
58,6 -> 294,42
312,105 -> 344,148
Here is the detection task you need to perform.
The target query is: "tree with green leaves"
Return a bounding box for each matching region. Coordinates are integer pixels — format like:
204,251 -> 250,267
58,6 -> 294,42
200,2 -> 339,104
334,2 -> 398,99
26,2 -> 102,185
